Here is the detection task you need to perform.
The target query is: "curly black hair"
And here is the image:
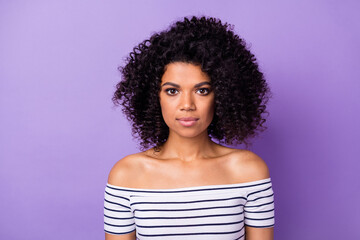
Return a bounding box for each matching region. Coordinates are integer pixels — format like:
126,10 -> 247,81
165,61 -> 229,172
113,15 -> 271,151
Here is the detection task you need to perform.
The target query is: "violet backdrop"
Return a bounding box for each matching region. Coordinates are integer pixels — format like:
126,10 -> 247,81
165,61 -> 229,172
1,0 -> 359,239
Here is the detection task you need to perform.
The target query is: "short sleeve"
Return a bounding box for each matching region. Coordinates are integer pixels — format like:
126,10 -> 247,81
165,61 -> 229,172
104,184 -> 136,235
244,180 -> 275,228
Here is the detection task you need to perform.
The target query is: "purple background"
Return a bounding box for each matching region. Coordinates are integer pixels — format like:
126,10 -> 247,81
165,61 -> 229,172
1,0 -> 359,239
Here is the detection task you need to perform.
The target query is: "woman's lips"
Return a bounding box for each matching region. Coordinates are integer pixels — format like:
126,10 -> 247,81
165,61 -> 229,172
177,117 -> 199,127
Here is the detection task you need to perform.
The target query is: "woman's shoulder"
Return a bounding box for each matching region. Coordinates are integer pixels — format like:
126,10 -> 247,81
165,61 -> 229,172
107,151 -> 149,188
224,148 -> 270,183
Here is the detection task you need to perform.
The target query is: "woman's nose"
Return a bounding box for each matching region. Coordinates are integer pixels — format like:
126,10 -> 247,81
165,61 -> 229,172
180,92 -> 196,111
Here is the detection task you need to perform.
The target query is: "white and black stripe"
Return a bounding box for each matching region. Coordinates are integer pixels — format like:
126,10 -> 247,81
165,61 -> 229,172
104,178 -> 274,240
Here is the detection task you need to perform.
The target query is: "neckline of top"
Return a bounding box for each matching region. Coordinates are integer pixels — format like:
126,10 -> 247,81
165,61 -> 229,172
106,177 -> 271,192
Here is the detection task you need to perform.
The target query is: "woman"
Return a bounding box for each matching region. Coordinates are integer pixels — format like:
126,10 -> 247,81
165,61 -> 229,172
104,16 -> 274,240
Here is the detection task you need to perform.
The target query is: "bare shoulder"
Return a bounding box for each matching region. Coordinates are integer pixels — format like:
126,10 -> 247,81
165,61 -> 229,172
226,149 -> 270,183
107,152 -> 147,187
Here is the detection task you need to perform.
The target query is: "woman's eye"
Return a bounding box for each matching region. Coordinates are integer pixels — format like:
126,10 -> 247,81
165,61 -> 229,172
165,88 -> 178,95
196,88 -> 210,95
165,88 -> 211,96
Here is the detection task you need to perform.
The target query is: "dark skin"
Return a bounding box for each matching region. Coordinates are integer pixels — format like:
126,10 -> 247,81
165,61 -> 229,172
106,62 -> 273,240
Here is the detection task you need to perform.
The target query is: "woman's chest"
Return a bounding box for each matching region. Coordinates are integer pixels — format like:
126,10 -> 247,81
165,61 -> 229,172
129,190 -> 247,240
139,157 -> 235,189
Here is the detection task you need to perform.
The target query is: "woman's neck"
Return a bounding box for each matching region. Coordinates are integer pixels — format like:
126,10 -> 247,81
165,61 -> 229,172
156,130 -> 219,162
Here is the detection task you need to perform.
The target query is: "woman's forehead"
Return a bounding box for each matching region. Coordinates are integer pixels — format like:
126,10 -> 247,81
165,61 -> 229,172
161,62 -> 210,84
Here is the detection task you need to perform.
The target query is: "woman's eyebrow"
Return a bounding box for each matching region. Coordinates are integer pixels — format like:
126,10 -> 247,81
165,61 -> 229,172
161,81 -> 211,88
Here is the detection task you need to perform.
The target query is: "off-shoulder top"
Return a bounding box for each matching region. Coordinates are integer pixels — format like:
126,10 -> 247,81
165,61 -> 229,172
104,177 -> 275,240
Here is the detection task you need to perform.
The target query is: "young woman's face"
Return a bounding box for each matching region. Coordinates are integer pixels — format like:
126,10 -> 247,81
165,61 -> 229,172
159,62 -> 215,138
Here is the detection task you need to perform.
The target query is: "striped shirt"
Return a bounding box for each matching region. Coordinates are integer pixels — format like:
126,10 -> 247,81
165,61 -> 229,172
104,178 -> 274,239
